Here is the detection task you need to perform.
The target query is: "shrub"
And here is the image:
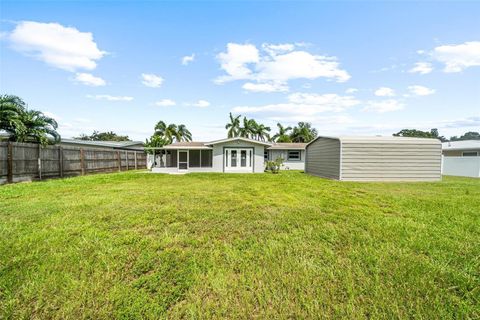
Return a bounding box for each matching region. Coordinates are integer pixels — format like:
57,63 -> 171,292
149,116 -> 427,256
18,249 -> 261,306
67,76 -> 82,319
265,157 -> 284,174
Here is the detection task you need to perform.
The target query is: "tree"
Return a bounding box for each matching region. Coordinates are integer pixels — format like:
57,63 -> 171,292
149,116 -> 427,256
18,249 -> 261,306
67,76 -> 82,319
253,122 -> 271,141
225,113 -> 241,138
0,95 -> 60,145
272,123 -> 292,142
238,117 -> 254,139
393,128 -> 447,142
151,120 -> 192,144
75,131 -> 130,141
0,95 -> 27,139
144,135 -> 167,154
450,131 -> 480,141
290,122 -> 318,143
177,124 -> 192,142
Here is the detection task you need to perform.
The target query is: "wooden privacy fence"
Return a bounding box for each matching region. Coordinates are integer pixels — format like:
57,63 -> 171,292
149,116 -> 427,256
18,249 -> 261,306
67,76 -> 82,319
0,142 -> 147,184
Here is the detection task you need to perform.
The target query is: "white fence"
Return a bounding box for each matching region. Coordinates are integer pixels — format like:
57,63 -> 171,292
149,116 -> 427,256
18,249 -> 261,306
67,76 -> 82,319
442,156 -> 480,178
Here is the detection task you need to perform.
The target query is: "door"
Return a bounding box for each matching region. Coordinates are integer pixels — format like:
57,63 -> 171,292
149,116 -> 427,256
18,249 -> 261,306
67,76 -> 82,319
225,148 -> 253,172
178,150 -> 188,170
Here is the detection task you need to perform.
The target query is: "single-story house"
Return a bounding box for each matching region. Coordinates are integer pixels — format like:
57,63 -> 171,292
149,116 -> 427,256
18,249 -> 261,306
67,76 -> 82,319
59,139 -> 144,151
441,140 -> 480,178
148,137 -> 306,173
305,136 -> 442,181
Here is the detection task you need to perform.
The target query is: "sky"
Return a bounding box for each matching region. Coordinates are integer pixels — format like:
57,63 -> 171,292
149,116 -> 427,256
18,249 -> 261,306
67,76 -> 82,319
1,0 -> 479,142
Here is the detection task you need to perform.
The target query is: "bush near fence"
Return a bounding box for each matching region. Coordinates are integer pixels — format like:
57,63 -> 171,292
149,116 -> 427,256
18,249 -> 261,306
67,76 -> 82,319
0,142 -> 147,184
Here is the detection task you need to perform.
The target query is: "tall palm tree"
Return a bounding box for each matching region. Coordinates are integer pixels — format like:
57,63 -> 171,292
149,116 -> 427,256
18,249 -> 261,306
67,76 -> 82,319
290,122 -> 318,143
152,121 -> 193,144
154,120 -> 167,137
238,117 -> 254,138
225,112 -> 241,138
177,124 -> 192,142
272,123 -> 292,142
254,123 -> 271,141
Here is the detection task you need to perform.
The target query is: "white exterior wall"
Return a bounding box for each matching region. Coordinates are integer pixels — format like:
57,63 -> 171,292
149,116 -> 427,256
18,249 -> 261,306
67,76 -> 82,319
212,141 -> 265,173
268,150 -> 305,170
442,156 -> 480,178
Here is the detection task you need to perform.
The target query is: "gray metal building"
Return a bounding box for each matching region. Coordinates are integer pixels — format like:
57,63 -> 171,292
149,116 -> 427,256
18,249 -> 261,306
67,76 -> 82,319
305,136 -> 442,181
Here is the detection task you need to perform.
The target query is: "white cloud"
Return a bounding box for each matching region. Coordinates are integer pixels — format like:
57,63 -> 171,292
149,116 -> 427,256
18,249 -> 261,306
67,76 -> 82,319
374,87 -> 395,97
74,73 -> 106,86
409,62 -> 433,74
216,43 -> 259,83
440,116 -> 480,128
345,88 -> 358,94
154,99 -> 176,107
233,92 -> 360,120
141,73 -> 164,88
242,81 -> 288,93
7,21 -> 105,72
192,100 -> 210,108
86,94 -> 133,101
408,85 -> 435,96
181,54 -> 195,65
215,42 -> 350,91
363,99 -> 404,113
432,41 -> 480,72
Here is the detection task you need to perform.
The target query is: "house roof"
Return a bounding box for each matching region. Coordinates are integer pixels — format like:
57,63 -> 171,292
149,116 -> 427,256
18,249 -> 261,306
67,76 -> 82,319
60,139 -> 144,149
267,143 -> 307,150
442,140 -> 480,151
163,142 -> 212,150
206,137 -> 272,146
306,135 -> 441,147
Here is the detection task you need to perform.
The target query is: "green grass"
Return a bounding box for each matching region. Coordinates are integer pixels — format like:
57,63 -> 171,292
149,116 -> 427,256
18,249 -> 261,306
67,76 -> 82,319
0,171 -> 479,319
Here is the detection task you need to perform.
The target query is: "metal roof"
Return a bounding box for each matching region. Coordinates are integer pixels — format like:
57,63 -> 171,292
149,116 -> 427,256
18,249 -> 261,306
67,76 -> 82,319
442,140 -> 480,151
60,139 -> 144,148
306,135 -> 441,147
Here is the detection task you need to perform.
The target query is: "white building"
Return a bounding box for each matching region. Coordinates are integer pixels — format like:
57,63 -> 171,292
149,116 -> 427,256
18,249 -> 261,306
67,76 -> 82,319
148,137 -> 306,173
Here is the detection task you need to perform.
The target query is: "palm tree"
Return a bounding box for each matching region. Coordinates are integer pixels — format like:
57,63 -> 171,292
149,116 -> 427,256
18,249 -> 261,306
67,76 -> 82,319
238,117 -> 254,138
17,110 -> 60,144
0,95 -> 60,145
225,112 -> 241,138
177,124 -> 192,142
0,95 -> 27,139
152,121 -> 193,144
272,123 -> 292,142
154,120 -> 167,137
254,123 -> 271,141
290,122 -> 318,143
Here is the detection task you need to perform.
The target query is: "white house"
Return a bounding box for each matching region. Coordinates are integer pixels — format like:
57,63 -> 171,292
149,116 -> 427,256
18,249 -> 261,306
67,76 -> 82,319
148,137 -> 306,173
442,140 -> 480,178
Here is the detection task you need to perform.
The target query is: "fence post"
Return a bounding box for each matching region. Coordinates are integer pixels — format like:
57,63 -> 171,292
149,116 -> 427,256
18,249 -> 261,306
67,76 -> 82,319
38,144 -> 42,180
7,142 -> 13,183
80,148 -> 85,175
134,151 -> 138,170
59,146 -> 64,178
117,151 -> 121,172
125,151 -> 129,170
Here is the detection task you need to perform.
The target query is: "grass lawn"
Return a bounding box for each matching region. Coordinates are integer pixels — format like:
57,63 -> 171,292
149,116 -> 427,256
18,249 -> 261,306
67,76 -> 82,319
0,171 -> 479,319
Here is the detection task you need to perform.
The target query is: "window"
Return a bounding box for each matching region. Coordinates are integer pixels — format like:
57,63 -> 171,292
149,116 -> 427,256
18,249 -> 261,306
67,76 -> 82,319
462,151 -> 478,157
287,150 -> 301,161
264,150 -> 269,161
189,150 -> 200,167
201,150 -> 212,167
